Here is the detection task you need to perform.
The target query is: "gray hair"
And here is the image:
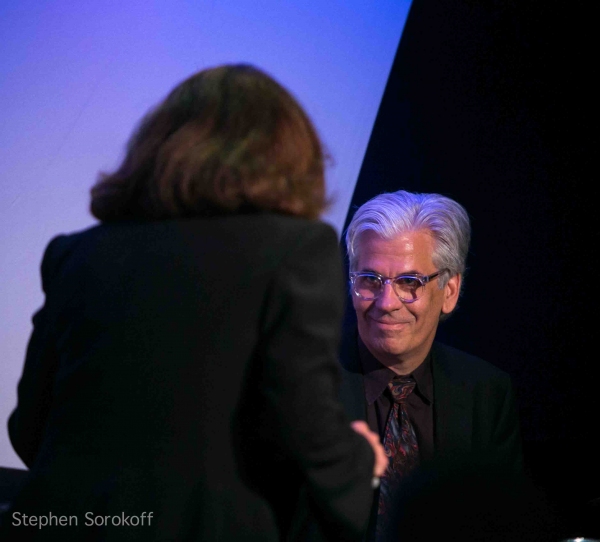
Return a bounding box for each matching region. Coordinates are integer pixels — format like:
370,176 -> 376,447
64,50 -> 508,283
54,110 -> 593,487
345,190 -> 471,294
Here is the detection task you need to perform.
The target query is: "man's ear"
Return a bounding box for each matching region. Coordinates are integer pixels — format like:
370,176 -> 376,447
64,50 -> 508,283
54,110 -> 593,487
441,273 -> 461,315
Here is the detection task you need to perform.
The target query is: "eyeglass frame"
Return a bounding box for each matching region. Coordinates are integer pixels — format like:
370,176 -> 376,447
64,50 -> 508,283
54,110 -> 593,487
349,269 -> 447,303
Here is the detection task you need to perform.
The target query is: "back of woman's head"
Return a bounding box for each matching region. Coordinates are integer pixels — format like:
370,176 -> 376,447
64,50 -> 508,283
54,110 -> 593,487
90,64 -> 328,221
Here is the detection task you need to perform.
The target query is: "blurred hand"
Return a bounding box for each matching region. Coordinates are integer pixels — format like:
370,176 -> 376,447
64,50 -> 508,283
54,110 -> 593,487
351,420 -> 388,478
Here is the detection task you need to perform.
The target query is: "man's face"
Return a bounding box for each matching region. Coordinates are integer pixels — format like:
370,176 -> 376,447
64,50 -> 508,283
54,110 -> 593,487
352,230 -> 460,373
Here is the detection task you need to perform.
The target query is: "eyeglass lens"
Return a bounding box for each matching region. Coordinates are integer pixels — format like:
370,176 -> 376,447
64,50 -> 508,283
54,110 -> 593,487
353,275 -> 422,301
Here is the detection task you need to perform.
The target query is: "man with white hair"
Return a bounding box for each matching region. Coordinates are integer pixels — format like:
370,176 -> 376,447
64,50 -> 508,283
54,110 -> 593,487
340,190 -> 524,541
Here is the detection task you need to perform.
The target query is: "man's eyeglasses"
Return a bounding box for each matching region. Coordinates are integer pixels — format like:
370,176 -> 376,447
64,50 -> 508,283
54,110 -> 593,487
349,270 -> 446,303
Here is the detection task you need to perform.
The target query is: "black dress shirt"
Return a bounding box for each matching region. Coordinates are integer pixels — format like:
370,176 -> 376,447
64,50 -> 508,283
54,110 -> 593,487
358,336 -> 435,463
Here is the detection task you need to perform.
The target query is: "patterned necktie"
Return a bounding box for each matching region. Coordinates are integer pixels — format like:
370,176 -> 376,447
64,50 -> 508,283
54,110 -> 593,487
376,376 -> 419,540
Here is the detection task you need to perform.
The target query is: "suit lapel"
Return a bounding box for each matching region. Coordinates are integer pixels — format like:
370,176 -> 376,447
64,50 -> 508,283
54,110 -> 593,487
432,343 -> 472,458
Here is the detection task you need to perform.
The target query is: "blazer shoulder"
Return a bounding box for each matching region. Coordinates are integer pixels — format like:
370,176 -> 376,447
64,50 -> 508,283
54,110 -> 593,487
245,215 -> 343,280
39,225 -> 101,290
189,213 -> 340,259
251,213 -> 338,243
431,341 -> 512,384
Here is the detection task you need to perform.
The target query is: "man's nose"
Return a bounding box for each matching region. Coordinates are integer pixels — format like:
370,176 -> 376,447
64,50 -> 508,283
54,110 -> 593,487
375,282 -> 403,311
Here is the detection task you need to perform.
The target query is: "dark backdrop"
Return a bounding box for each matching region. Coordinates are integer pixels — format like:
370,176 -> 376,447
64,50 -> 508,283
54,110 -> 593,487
343,0 -> 598,535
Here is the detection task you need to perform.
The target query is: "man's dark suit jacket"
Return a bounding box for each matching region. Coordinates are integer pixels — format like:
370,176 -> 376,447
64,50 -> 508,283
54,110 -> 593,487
2,214 -> 374,542
338,324 -> 525,540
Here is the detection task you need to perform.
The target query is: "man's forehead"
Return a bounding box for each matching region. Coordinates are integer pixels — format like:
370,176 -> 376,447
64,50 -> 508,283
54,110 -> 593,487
354,229 -> 435,268
355,228 -> 433,250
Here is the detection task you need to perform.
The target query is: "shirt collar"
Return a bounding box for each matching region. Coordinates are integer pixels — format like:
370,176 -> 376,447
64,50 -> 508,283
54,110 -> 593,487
357,335 -> 433,405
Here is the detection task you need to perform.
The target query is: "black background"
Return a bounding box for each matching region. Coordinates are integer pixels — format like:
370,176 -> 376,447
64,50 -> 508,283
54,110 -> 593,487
344,0 -> 598,535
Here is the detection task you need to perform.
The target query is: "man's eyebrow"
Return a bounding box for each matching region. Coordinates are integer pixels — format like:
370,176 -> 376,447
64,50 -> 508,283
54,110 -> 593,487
357,268 -> 422,276
356,268 -> 386,276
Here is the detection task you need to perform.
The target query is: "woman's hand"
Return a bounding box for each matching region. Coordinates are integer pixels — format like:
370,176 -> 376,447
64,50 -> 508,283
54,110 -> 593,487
350,420 -> 388,486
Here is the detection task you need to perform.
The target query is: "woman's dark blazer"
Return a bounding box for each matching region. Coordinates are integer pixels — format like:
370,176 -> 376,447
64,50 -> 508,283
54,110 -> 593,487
4,213 -> 374,541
